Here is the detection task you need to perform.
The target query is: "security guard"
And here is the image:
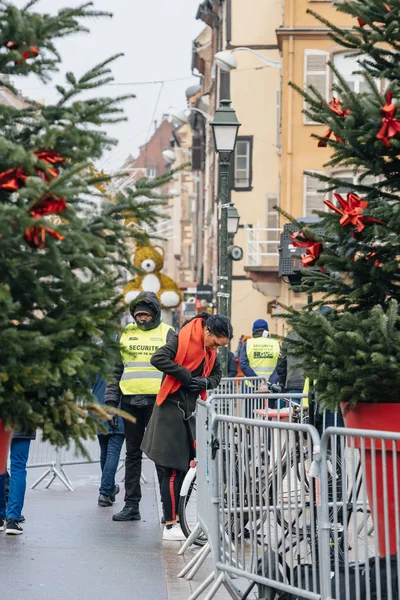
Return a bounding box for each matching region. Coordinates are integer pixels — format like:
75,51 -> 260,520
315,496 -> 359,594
239,319 -> 280,385
105,292 -> 174,522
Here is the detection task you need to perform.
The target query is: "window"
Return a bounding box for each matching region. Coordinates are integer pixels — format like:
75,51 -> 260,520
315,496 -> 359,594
303,172 -> 327,217
233,137 -> 253,190
147,167 -> 157,180
329,171 -> 378,204
333,53 -> 370,94
303,50 -> 329,124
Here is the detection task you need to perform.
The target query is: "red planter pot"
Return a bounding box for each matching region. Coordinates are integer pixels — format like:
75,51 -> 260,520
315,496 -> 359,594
341,403 -> 400,557
0,419 -> 14,474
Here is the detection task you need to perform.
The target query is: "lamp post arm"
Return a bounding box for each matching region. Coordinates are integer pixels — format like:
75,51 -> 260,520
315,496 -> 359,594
234,47 -> 282,69
191,107 -> 213,122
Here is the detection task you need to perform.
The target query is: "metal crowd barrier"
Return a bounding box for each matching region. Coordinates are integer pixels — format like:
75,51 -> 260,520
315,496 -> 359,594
181,394 -> 400,600
26,433 -> 133,491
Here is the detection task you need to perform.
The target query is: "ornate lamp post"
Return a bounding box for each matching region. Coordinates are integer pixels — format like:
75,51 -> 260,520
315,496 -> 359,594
210,99 -> 241,374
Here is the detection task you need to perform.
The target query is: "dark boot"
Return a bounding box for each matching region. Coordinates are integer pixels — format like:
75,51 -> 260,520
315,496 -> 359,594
110,484 -> 120,503
98,494 -> 113,507
112,505 -> 141,521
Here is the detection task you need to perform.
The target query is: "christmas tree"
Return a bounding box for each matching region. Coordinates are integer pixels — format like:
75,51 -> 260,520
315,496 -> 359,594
283,0 -> 400,410
0,1 -> 173,446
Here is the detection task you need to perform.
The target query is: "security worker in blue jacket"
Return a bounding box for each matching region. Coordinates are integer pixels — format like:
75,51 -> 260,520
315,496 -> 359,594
240,319 -> 280,386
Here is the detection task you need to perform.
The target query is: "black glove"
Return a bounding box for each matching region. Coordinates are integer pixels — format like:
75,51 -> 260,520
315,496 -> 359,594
110,415 -> 119,430
188,377 -> 208,393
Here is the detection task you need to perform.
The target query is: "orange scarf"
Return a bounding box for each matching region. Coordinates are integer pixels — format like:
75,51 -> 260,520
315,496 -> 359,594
156,317 -> 217,406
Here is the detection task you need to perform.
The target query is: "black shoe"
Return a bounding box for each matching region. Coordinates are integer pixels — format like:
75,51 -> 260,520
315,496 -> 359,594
110,484 -> 120,503
112,505 -> 141,521
6,520 -> 23,535
98,494 -> 113,507
0,517 -> 5,531
17,515 -> 25,523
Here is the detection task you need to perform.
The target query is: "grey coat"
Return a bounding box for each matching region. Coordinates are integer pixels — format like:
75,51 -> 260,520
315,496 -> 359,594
141,333 -> 222,473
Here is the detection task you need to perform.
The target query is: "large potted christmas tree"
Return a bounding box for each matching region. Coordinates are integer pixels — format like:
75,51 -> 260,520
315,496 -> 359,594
0,1 -> 172,469
284,0 -> 400,556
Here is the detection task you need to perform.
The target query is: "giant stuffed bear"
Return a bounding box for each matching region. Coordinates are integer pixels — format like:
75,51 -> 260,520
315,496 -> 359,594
123,243 -> 182,309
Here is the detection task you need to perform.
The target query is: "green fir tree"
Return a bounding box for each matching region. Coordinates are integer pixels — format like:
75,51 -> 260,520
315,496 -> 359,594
282,0 -> 400,410
0,1 -> 174,446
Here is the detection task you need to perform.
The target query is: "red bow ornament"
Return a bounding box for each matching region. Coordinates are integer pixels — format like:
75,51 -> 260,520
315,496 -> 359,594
291,231 -> 323,267
24,195 -> 67,249
318,98 -> 349,147
376,92 -> 400,147
0,167 -> 27,191
324,192 -> 386,233
35,150 -> 65,182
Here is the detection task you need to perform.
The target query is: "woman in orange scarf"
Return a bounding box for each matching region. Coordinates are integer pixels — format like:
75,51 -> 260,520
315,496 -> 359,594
141,313 -> 232,541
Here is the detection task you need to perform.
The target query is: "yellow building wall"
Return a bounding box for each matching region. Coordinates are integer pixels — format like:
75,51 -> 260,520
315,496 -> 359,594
226,0 -> 282,345
278,1 -> 352,319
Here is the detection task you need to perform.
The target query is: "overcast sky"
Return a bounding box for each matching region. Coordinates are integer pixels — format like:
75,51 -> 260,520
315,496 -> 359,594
12,0 -> 203,171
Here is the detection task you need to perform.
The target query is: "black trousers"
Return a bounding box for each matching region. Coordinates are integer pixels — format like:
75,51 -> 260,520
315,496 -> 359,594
122,403 -> 162,506
157,465 -> 186,522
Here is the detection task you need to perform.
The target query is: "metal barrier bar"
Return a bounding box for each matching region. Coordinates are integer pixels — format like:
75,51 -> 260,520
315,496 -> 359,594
319,426 -> 400,600
211,413 -> 323,599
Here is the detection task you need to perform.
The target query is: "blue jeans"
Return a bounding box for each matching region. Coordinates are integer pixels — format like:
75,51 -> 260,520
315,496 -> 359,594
0,438 -> 31,520
98,434 -> 124,496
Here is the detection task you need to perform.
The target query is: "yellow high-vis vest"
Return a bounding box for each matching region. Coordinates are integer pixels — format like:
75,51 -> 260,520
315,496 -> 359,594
246,336 -> 280,379
119,322 -> 172,396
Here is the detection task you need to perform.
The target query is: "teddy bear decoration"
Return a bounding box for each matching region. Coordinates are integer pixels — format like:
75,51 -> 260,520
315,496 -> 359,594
123,241 -> 182,309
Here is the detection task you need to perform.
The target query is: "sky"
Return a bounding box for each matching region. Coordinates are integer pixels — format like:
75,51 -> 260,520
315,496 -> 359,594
12,0 -> 204,171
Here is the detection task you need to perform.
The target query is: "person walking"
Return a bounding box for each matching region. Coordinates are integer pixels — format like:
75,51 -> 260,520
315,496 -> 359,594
93,374 -> 125,507
239,318 -> 280,385
141,313 -> 232,541
105,292 -> 174,522
0,429 -> 35,535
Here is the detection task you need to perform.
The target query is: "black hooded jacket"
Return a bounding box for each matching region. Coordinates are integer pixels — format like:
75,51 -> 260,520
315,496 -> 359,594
105,292 -> 174,408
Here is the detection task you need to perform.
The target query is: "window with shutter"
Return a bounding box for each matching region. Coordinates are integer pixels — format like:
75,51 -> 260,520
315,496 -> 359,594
303,172 -> 327,216
329,171 -> 378,204
233,137 -> 253,190
303,50 -> 329,125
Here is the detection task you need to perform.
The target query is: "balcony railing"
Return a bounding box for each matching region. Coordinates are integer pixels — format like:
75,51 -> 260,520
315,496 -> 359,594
246,227 -> 280,268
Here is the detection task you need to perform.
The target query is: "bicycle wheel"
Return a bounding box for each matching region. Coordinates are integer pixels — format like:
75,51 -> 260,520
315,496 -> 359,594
178,473 -> 208,546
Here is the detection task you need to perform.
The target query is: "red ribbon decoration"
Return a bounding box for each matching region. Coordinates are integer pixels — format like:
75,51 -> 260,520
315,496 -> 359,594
376,92 -> 400,147
35,150 -> 65,182
24,195 -> 67,249
324,192 -> 386,233
291,231 -> 323,268
0,150 -> 65,191
6,41 -> 39,61
24,226 -> 64,250
30,196 -> 67,217
318,98 -> 349,147
0,167 -> 27,191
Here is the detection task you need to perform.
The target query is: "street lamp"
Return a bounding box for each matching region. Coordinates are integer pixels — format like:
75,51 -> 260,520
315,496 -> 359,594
210,99 -> 241,375
227,204 -> 240,235
214,48 -> 282,71
162,149 -> 176,163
